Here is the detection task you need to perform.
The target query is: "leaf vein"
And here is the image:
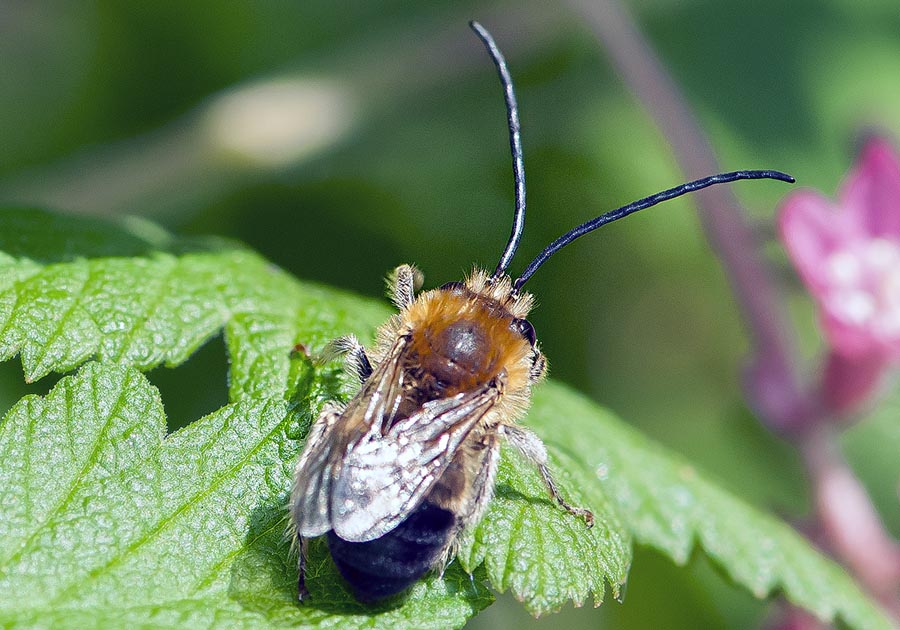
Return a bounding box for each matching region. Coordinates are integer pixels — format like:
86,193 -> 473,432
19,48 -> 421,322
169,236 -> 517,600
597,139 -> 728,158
47,400 -> 287,604
111,257 -> 178,364
27,264 -> 101,378
0,370 -> 130,568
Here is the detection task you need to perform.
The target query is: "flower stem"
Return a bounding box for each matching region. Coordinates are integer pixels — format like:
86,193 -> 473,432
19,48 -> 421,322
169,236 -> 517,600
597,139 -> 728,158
801,423 -> 900,617
565,0 -> 816,432
821,350 -> 890,417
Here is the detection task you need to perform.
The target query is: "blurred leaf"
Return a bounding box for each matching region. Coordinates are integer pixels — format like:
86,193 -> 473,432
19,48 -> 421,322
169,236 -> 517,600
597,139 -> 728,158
0,209 -> 892,629
0,207 -> 172,262
842,388 -> 900,537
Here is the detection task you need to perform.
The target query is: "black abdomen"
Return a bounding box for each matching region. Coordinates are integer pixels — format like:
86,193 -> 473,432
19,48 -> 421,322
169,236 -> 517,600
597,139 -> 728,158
326,501 -> 456,601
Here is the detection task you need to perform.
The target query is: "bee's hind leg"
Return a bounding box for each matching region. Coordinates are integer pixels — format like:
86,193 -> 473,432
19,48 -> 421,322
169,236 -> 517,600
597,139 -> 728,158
297,536 -> 310,602
500,424 -> 594,527
320,335 -> 373,383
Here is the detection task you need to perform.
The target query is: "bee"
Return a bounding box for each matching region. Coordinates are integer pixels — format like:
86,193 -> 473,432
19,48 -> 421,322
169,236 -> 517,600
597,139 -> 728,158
290,21 -> 793,603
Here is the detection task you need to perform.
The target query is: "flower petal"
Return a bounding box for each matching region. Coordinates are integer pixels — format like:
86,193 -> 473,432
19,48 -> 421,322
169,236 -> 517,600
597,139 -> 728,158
839,136 -> 900,238
777,189 -> 862,291
820,310 -> 881,357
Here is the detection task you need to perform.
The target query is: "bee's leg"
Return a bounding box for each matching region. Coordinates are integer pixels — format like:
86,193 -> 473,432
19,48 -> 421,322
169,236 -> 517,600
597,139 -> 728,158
460,438 -> 501,531
320,335 -> 373,383
297,536 -> 310,602
386,264 -> 424,309
437,439 -> 501,578
528,351 -> 547,384
291,405 -> 342,602
499,424 -> 594,527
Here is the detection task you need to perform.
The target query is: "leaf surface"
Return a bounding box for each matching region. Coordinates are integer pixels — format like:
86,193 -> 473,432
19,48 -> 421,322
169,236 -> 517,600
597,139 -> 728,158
0,209 -> 892,629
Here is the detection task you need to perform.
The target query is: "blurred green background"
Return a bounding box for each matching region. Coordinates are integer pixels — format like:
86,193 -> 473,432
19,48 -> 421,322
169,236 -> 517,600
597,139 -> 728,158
2,1 -> 899,628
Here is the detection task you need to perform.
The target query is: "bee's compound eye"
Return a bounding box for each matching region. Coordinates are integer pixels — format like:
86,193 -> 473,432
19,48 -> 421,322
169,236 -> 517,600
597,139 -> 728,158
512,318 -> 536,346
440,281 -> 466,293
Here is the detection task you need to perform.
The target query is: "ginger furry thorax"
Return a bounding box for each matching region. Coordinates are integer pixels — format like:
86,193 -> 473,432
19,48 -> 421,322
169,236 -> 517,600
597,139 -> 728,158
368,266 -> 544,425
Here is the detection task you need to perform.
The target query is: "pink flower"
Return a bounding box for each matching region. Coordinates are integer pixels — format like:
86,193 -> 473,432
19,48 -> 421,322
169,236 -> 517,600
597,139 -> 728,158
778,136 -> 900,414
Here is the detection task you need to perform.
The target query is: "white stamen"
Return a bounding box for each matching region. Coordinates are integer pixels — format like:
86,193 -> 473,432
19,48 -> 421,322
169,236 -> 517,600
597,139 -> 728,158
824,239 -> 900,338
832,290 -> 875,324
864,238 -> 900,269
827,250 -> 861,285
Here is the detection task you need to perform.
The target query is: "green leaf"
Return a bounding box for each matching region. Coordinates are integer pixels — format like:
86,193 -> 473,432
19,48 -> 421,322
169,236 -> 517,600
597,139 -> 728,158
0,209 -> 893,629
0,213 -> 384,396
0,362 -> 491,629
457,446 -> 630,616
524,381 -> 897,630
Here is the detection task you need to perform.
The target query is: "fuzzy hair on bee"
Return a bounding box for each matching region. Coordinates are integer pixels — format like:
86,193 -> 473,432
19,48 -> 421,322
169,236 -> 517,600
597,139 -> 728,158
289,21 -> 794,603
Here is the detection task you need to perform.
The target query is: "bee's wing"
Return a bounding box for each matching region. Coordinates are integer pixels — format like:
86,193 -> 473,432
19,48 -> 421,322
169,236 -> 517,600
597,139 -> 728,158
290,404 -> 342,538
291,336 -> 409,538
330,385 -> 498,542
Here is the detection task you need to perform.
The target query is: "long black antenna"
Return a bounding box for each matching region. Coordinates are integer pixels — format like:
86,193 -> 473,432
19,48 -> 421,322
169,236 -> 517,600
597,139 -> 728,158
469,21 -> 527,278
513,169 -> 795,290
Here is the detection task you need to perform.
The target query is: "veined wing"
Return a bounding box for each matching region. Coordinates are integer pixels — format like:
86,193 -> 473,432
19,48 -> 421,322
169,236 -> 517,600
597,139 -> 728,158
292,335 -> 408,538
330,384 -> 499,542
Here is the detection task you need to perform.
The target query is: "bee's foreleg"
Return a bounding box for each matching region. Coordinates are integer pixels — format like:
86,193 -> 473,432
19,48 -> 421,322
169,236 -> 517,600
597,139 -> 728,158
499,424 -> 594,527
320,335 -> 373,383
386,264 -> 423,309
528,351 -> 547,384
